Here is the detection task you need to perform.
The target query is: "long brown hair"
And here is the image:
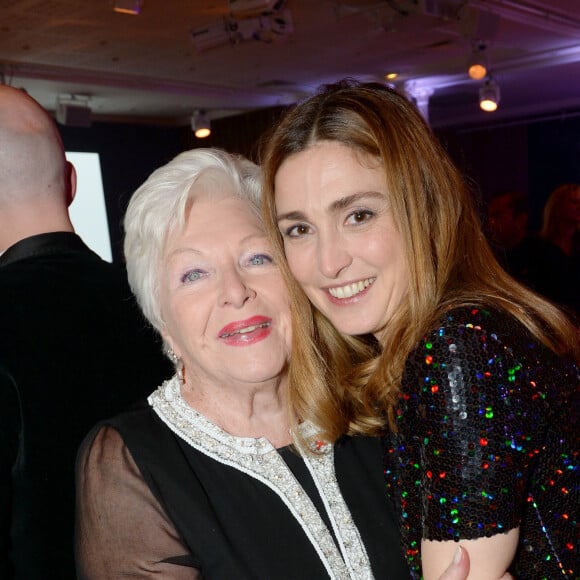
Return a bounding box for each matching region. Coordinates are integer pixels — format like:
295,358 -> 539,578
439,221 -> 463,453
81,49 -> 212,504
261,79 -> 578,441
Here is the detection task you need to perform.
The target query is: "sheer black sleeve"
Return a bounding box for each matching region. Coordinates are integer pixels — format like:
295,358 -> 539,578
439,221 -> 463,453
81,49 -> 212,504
75,424 -> 201,579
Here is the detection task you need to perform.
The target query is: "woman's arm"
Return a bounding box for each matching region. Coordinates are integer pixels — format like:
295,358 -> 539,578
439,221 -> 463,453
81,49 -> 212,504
75,425 -> 200,579
404,310 -> 535,579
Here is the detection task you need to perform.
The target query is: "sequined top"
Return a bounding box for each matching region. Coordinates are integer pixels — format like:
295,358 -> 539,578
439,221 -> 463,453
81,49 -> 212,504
384,306 -> 579,579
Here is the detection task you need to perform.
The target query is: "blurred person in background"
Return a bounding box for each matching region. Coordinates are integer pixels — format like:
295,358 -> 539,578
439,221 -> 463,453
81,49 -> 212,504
486,189 -> 533,280
526,183 -> 580,321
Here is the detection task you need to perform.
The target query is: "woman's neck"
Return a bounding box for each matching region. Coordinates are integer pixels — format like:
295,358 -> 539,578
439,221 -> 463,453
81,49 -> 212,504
180,375 -> 293,448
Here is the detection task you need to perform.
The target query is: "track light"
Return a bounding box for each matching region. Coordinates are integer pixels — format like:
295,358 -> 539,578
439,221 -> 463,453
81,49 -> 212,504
191,110 -> 211,138
467,44 -> 488,80
479,78 -> 500,112
56,94 -> 92,127
113,0 -> 143,15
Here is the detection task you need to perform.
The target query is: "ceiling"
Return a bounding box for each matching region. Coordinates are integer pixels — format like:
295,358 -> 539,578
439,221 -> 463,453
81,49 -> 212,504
1,0 -> 580,128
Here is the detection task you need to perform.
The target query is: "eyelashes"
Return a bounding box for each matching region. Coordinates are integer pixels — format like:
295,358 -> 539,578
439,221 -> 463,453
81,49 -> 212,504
179,253 -> 275,285
346,209 -> 375,224
249,253 -> 275,266
181,269 -> 205,283
281,208 -> 377,238
284,224 -> 310,238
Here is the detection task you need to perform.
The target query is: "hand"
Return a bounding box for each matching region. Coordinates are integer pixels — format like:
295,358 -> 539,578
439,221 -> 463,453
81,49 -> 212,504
438,546 -> 514,580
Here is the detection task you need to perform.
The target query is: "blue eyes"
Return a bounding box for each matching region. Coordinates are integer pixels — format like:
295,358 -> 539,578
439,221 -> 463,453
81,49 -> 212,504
180,254 -> 273,284
182,270 -> 204,283
249,254 -> 272,266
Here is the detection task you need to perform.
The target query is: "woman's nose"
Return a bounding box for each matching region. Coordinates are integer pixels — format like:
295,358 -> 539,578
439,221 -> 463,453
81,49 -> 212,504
218,270 -> 256,307
317,231 -> 352,279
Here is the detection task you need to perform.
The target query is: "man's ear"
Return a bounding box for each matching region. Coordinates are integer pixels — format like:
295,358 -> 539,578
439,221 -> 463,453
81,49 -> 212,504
65,161 -> 77,207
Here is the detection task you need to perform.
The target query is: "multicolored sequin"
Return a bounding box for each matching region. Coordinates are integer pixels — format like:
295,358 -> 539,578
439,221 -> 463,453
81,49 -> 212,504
383,307 -> 579,579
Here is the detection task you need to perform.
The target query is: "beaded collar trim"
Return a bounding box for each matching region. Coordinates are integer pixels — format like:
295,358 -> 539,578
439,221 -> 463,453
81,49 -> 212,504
148,375 -> 374,580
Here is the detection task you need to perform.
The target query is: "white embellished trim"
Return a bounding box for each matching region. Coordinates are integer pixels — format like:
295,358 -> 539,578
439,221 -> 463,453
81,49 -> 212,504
148,375 -> 374,580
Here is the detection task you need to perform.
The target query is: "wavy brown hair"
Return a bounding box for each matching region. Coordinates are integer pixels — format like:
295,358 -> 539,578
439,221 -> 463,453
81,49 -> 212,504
261,79 -> 579,442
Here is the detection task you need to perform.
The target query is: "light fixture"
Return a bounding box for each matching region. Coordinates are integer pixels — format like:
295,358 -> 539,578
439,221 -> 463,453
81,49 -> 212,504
190,1 -> 292,53
191,110 -> 211,138
113,0 -> 143,15
479,78 -> 500,112
385,72 -> 398,81
467,44 -> 488,80
56,94 -> 92,127
191,19 -> 231,52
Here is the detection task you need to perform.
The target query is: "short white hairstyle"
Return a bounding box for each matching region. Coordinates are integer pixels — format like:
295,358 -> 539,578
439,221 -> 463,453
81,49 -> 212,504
124,148 -> 262,332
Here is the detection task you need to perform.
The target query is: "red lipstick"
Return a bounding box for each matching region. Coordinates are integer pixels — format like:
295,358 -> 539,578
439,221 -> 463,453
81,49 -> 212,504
218,315 -> 272,346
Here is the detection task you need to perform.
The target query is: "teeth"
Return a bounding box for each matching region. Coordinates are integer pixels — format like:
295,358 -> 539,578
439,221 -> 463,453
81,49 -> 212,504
221,322 -> 270,338
328,278 -> 375,299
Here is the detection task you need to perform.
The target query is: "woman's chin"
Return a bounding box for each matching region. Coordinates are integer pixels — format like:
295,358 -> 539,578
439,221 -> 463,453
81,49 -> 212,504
330,317 -> 379,337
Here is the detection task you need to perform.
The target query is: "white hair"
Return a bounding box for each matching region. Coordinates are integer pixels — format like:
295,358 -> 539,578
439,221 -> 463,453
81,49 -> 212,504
124,148 -> 262,332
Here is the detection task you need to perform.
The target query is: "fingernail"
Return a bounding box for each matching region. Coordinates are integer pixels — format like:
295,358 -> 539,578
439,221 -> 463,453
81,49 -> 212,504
453,545 -> 462,565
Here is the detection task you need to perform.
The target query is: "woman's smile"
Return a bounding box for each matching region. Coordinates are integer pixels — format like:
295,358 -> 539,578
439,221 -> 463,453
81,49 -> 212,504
160,195 -> 292,388
326,277 -> 376,300
218,315 -> 272,345
275,141 -> 408,337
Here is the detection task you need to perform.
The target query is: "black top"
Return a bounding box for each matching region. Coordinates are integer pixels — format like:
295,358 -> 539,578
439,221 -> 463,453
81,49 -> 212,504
76,378 -> 409,579
385,306 -> 579,579
0,232 -> 173,579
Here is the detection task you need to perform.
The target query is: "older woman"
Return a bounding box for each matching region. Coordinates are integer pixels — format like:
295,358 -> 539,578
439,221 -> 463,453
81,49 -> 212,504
262,81 -> 579,580
75,148 -> 412,579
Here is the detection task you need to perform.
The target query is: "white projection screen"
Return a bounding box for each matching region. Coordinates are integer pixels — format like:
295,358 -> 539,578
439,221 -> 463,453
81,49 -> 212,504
66,152 -> 113,262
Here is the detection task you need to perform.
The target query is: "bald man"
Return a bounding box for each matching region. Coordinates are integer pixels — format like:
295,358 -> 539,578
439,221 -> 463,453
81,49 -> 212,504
0,86 -> 172,579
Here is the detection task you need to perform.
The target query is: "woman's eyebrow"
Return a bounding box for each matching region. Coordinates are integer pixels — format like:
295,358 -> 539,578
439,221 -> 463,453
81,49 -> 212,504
329,190 -> 383,212
277,209 -> 306,222
277,190 -> 384,222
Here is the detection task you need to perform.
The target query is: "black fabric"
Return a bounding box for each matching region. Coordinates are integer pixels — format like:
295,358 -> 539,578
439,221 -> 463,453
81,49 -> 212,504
386,305 -> 579,579
0,232 -> 173,579
106,406 -> 408,580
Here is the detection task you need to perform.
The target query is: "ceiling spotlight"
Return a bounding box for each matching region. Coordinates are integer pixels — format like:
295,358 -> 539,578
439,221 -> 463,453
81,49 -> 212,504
191,110 -> 211,139
113,0 -> 143,15
56,94 -> 92,127
479,78 -> 500,112
467,44 -> 488,80
385,72 -> 399,81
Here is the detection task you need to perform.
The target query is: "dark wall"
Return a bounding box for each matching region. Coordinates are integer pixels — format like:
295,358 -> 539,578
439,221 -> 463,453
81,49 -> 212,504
528,115 -> 580,230
437,123 -> 530,201
437,113 -> 580,232
60,122 -> 190,262
187,105 -> 289,162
